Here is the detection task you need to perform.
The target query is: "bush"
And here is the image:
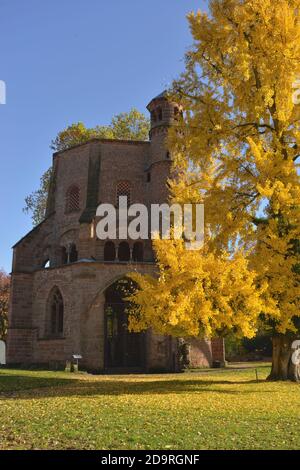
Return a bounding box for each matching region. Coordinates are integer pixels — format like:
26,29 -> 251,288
225,330 -> 272,361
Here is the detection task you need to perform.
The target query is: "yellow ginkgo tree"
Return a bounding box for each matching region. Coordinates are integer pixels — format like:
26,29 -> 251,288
129,0 -> 300,381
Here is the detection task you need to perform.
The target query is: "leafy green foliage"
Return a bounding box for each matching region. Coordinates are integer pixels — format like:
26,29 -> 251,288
23,168 -> 52,227
225,331 -> 273,360
0,270 -> 10,340
50,122 -> 98,152
109,108 -> 150,142
50,108 -> 149,152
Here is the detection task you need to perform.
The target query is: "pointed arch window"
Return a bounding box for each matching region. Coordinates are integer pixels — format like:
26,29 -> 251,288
116,181 -> 131,206
133,242 -> 143,262
118,242 -> 130,262
69,243 -> 78,263
104,241 -> 116,261
65,185 -> 80,213
61,246 -> 68,265
61,244 -> 78,264
47,288 -> 64,337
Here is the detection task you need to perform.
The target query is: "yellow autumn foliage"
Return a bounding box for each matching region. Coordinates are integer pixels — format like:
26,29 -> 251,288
129,0 -> 300,340
129,240 -> 263,338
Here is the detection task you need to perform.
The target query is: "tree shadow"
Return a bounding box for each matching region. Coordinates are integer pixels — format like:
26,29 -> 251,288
0,374 -> 270,401
0,373 -> 77,394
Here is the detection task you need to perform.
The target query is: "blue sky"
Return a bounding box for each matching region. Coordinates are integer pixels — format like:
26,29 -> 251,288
0,0 -> 207,273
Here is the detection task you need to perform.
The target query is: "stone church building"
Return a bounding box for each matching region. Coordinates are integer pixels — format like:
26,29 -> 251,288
7,92 -> 225,372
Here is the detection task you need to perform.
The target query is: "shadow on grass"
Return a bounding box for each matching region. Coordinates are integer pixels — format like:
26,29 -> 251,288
0,373 -> 270,400
0,373 -> 77,394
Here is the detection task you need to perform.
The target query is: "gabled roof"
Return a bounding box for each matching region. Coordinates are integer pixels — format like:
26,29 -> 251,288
12,214 -> 54,248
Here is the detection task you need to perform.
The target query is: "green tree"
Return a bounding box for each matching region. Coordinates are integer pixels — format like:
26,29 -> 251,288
23,168 -> 52,227
108,108 -> 150,141
50,108 -> 149,152
24,109 -> 149,225
0,270 -> 10,341
50,122 -> 97,153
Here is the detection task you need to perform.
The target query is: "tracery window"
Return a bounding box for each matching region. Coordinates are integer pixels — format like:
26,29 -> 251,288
116,181 -> 131,206
47,287 -> 64,337
65,185 -> 80,213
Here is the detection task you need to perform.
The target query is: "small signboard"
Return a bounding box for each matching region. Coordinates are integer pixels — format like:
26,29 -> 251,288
72,354 -> 82,360
71,354 -> 82,372
0,341 -> 6,365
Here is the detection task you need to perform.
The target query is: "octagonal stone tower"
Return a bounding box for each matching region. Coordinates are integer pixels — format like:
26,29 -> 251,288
147,91 -> 180,204
7,91 -> 225,372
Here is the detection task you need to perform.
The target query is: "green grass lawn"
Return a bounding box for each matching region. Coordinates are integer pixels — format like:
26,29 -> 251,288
0,364 -> 299,450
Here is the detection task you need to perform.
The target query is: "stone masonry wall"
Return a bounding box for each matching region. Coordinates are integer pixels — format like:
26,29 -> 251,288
8,94 -> 226,370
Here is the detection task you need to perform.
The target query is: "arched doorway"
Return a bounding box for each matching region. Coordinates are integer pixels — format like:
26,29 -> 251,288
104,278 -> 145,370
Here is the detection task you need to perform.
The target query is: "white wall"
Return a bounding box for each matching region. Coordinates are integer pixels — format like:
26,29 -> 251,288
0,340 -> 6,364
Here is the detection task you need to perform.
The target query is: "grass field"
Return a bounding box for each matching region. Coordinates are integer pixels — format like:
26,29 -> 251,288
0,364 -> 299,450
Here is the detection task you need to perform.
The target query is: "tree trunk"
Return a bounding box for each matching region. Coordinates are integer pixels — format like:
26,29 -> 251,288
268,335 -> 300,382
